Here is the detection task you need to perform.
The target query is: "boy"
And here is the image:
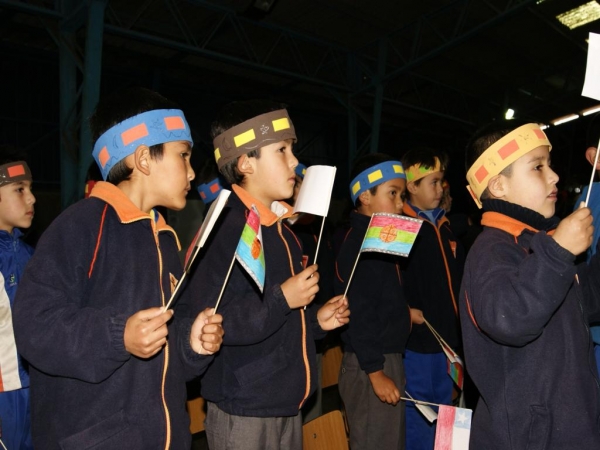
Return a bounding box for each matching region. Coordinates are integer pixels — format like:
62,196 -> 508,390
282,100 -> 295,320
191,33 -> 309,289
12,87 -> 224,450
186,100 -> 350,450
400,148 -> 464,450
335,153 -> 412,450
0,147 -> 35,450
460,121 -> 600,449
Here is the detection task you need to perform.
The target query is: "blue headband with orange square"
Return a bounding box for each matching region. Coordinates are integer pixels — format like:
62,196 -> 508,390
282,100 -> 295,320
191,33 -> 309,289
349,161 -> 405,203
92,109 -> 193,180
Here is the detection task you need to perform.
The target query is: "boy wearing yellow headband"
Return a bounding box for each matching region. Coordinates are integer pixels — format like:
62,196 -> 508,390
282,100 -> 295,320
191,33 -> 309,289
336,153 -> 411,450
460,121 -> 600,449
12,87 -> 224,449
186,100 -> 349,450
400,148 -> 464,450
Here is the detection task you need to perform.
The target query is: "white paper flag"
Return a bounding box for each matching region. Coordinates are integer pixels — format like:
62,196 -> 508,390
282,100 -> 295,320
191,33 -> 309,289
582,32 -> 600,101
293,165 -> 337,217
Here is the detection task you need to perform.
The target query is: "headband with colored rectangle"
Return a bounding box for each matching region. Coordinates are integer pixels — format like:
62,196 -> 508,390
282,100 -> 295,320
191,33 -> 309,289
92,109 -> 193,180
349,161 -> 405,203
466,123 -> 551,208
212,109 -> 297,169
197,177 -> 223,204
0,161 -> 32,187
405,157 -> 444,183
295,163 -> 307,179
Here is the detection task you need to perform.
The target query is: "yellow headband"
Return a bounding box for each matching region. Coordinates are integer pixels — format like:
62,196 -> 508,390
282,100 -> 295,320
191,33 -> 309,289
405,157 -> 443,183
466,123 -> 551,208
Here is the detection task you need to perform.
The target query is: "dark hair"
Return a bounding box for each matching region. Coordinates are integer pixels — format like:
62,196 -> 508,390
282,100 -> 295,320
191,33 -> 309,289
350,153 -> 397,208
211,99 -> 286,185
464,120 -> 530,201
89,87 -> 178,185
401,147 -> 447,187
0,145 -> 29,166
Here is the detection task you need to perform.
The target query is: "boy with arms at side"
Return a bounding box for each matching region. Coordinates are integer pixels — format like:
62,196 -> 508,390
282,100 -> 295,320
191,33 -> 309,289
186,100 -> 350,450
0,147 -> 35,450
12,87 -> 224,450
460,121 -> 600,449
335,153 -> 412,450
400,148 -> 464,450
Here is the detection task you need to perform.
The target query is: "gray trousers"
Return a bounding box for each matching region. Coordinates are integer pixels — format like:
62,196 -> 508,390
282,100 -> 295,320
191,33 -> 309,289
339,352 -> 406,450
205,402 -> 302,450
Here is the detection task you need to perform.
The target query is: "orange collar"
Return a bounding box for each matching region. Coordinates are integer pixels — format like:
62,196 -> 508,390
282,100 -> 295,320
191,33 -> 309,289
481,211 -> 555,237
90,181 -> 180,248
232,184 -> 294,226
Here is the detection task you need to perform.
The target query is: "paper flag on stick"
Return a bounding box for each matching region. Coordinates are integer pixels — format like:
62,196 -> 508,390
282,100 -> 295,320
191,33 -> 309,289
425,319 -> 464,389
164,189 -> 231,311
582,33 -> 600,101
293,165 -> 337,217
434,405 -> 472,450
235,205 -> 265,293
404,391 -> 438,423
360,213 -> 423,257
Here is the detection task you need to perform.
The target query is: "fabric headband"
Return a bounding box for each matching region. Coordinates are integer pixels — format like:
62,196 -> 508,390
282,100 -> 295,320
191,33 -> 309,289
349,161 -> 405,203
0,161 -> 32,187
405,157 -> 444,183
92,109 -> 193,180
466,123 -> 551,209
197,177 -> 223,204
212,109 -> 297,169
295,163 -> 307,179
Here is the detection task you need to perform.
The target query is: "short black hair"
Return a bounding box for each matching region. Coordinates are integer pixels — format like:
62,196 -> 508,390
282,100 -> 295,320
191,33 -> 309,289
350,153 -> 397,208
465,120 -> 530,201
89,87 -> 178,185
211,99 -> 286,185
401,147 -> 447,187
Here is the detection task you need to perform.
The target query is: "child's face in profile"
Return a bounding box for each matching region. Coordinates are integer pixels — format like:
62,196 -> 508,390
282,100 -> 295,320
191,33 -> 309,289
150,140 -> 195,211
499,145 -> 558,218
361,178 -> 406,216
407,171 -> 444,211
0,180 -> 35,232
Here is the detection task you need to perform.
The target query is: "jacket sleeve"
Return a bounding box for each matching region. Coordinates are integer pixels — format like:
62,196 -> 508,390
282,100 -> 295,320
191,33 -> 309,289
466,231 -> 576,347
13,205 -> 131,383
186,207 -> 291,346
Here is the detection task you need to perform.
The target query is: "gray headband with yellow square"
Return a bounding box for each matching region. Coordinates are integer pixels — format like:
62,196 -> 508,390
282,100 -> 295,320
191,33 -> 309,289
213,109 -> 297,169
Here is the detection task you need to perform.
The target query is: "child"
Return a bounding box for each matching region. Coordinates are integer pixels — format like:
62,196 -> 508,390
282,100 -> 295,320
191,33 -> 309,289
335,153 -> 412,450
460,121 -> 600,449
186,100 -> 350,450
0,147 -> 35,450
12,87 -> 224,450
400,147 -> 464,450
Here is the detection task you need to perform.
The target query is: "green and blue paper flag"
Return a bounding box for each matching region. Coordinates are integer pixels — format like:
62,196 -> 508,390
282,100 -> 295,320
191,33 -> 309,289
235,205 -> 265,292
361,213 -> 423,257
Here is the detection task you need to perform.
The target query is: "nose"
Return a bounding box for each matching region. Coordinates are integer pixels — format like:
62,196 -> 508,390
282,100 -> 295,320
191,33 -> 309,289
289,152 -> 299,170
28,191 -> 36,205
548,167 -> 559,185
187,161 -> 195,182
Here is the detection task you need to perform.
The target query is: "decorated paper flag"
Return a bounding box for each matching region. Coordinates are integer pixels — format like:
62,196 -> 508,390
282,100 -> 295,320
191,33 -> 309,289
235,205 -> 265,292
447,353 -> 464,390
360,212 -> 423,257
434,405 -> 472,450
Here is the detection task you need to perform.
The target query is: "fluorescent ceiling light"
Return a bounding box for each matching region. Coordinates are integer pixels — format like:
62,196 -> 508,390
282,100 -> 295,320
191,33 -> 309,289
556,1 -> 600,30
581,104 -> 600,116
551,114 -> 579,126
505,108 -> 515,120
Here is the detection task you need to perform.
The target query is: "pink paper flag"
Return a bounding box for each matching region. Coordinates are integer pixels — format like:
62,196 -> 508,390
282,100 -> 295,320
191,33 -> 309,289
434,405 -> 472,450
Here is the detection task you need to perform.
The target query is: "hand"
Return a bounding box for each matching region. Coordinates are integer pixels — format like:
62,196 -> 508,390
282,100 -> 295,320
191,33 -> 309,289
552,203 -> 593,256
281,264 -> 320,309
124,307 -> 173,359
368,370 -> 401,405
317,295 -> 350,330
190,308 -> 224,355
410,308 -> 424,325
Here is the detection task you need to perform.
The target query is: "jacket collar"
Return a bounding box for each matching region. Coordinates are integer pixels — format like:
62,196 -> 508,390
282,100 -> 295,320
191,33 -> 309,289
403,201 -> 448,227
90,182 -> 180,248
232,184 -> 294,226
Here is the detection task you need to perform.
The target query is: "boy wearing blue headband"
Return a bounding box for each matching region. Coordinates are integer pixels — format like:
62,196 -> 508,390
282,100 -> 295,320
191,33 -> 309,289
12,87 -> 224,449
336,153 -> 412,450
186,100 -> 349,450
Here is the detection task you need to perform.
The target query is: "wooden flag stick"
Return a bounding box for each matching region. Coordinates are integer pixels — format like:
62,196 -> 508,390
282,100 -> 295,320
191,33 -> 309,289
213,255 -> 237,314
585,139 -> 600,207
312,216 -> 326,265
341,215 -> 374,300
164,271 -> 187,311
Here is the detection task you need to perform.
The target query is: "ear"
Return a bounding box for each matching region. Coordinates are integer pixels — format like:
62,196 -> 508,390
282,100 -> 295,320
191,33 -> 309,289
133,145 -> 151,176
237,154 -> 254,176
487,174 -> 506,199
406,181 -> 419,195
585,147 -> 600,169
358,190 -> 370,207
